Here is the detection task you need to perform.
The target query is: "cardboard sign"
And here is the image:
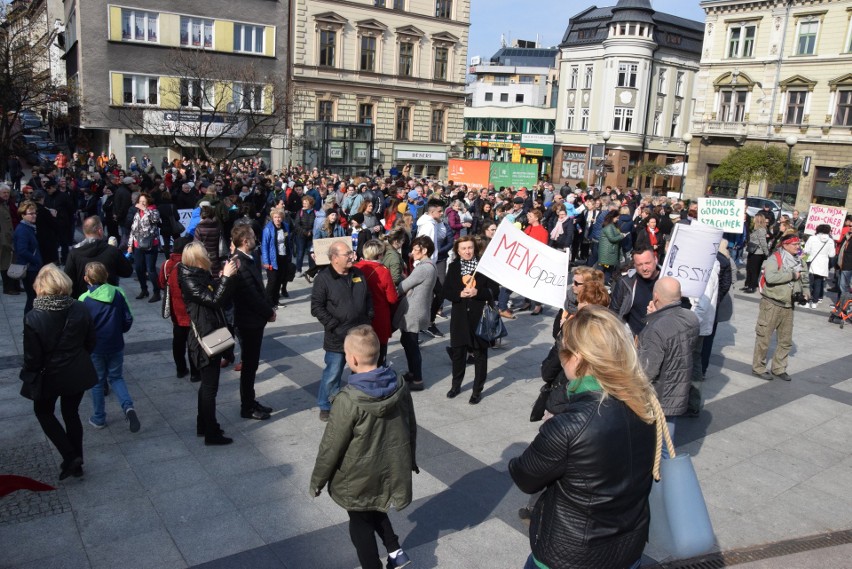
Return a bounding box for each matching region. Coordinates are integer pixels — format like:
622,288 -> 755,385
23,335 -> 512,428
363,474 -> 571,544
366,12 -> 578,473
312,237 -> 351,266
697,198 -> 746,233
804,205 -> 848,240
178,209 -> 194,231
663,222 -> 724,298
447,159 -> 491,190
477,220 -> 570,308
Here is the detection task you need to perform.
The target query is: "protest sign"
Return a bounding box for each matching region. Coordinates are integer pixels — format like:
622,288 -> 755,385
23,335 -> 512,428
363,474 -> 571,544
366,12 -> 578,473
178,209 -> 194,231
477,220 -> 569,308
312,237 -> 350,265
804,205 -> 847,240
663,222 -> 724,298
697,198 -> 745,233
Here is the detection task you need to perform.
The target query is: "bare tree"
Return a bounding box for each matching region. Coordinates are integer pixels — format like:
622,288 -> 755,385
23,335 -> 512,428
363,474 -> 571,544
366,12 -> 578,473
112,48 -> 292,162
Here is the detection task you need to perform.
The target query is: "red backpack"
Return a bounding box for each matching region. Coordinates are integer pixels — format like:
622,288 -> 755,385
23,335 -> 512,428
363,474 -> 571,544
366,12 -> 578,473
758,251 -> 783,294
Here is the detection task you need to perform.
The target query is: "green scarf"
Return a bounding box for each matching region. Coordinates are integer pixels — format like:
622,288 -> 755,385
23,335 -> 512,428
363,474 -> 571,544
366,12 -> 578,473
566,375 -> 602,395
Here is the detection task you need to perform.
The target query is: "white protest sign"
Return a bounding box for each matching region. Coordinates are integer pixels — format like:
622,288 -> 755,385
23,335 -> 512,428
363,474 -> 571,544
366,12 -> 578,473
178,209 -> 194,231
663,222 -> 723,298
804,205 -> 847,240
697,198 -> 745,233
477,219 -> 569,308
312,237 -> 351,265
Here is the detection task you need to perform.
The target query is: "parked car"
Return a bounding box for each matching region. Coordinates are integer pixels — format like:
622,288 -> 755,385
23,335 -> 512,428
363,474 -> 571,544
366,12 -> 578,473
26,140 -> 58,165
21,118 -> 43,133
745,197 -> 792,221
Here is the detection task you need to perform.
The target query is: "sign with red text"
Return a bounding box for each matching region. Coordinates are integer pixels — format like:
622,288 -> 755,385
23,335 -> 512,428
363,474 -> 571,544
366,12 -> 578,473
664,222 -> 724,298
477,219 -> 569,308
804,205 -> 847,240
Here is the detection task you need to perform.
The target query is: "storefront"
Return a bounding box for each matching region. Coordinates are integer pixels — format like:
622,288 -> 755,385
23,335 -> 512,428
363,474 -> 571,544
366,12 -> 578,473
519,134 -> 554,179
303,122 -> 374,175
393,145 -> 449,179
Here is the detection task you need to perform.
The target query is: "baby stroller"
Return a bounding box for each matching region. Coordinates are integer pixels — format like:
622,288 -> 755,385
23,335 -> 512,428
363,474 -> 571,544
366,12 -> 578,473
828,289 -> 852,329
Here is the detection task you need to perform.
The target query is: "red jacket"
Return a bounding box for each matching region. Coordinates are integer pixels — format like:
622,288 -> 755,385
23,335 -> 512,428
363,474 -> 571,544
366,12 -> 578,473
354,260 -> 398,344
524,224 -> 549,245
158,254 -> 190,327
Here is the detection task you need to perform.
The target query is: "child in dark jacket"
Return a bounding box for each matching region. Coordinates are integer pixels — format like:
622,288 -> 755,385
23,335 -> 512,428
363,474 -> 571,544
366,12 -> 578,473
79,261 -> 140,432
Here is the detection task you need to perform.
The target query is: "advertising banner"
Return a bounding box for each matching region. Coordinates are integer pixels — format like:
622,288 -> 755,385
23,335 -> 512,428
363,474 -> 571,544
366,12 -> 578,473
804,205 -> 848,240
663,223 -> 724,298
477,220 -> 569,308
697,198 -> 746,233
448,159 -> 491,190
489,162 -> 538,189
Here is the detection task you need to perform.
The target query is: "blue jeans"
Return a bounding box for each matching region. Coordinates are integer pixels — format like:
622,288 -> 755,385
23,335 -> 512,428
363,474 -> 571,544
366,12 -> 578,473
318,351 -> 346,411
498,287 -> 513,311
810,274 -> 825,302
840,270 -> 852,294
524,554 -> 640,569
294,234 -> 314,273
90,352 -> 133,425
134,247 -> 160,293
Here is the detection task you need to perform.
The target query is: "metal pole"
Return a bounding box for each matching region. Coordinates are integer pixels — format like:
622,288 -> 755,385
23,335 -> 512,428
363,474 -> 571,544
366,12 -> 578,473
782,145 -> 792,207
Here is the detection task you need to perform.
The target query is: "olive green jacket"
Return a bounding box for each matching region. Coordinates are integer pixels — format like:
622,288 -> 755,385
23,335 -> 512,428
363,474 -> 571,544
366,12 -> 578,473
310,380 -> 418,512
761,251 -> 809,308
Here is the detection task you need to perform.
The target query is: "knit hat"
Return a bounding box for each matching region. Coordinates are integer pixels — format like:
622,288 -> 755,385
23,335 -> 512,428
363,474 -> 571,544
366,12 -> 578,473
350,213 -> 365,225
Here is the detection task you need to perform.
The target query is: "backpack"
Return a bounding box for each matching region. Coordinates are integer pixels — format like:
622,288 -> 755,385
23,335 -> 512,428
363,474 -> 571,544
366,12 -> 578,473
758,251 -> 783,294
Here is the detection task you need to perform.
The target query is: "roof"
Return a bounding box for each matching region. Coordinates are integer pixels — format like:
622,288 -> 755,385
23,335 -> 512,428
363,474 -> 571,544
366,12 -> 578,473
488,47 -> 559,68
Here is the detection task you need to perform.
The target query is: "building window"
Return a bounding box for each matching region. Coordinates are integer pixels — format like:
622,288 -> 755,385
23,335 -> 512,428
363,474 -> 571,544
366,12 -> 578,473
653,112 -> 661,136
675,72 -> 685,97
613,107 -> 634,131
785,91 -> 807,124
398,42 -> 414,76
500,93 -> 509,102
834,90 -> 852,126
516,94 -> 524,103
359,103 -> 374,124
657,69 -> 667,94
434,47 -> 449,80
569,66 -> 578,89
179,17 -> 212,49
360,36 -> 377,72
727,24 -> 755,58
122,10 -> 158,43
394,0 -> 405,8
435,0 -> 452,19
519,76 -> 534,84
234,24 -> 264,54
122,75 -> 158,105
670,114 -> 680,138
617,62 -> 638,88
396,106 -> 411,140
719,89 -> 747,122
319,30 -> 336,67
373,0 -> 385,5
584,66 -> 593,89
484,92 -> 493,102
796,19 -> 819,55
180,79 -> 212,109
566,108 -> 575,130
580,108 -> 589,131
232,83 -> 263,112
318,100 -> 334,121
430,109 -> 445,142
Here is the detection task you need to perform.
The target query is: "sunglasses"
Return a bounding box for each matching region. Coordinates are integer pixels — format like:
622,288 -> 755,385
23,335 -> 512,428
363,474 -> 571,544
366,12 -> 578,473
573,280 -> 585,287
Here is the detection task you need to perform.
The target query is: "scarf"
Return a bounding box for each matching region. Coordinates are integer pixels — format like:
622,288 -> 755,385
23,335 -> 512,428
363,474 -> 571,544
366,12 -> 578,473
74,237 -> 100,249
550,219 -> 565,242
779,247 -> 802,276
460,258 -> 478,276
32,295 -> 75,312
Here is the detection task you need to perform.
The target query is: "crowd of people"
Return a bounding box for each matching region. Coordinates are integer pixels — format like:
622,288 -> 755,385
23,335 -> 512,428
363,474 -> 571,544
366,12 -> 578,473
2,152 -> 850,569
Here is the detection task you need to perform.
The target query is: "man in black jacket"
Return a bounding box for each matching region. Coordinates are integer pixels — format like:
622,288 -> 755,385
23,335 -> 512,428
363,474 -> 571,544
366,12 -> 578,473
310,241 -> 373,421
230,225 -> 276,421
65,217 -> 133,298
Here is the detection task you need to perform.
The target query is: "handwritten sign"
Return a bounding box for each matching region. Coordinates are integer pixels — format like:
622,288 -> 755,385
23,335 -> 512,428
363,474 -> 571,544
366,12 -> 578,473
697,198 -> 745,233
477,220 -> 570,308
312,237 -> 351,266
178,209 -> 194,231
804,205 -> 847,240
664,222 -> 723,298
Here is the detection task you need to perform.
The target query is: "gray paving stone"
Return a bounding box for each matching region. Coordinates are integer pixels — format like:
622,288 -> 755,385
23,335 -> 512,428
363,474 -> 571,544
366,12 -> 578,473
86,528 -> 187,569
74,496 -> 161,548
150,482 -> 236,526
133,455 -> 214,494
6,546 -> 91,569
0,511 -> 83,567
119,432 -> 192,467
167,510 -> 265,566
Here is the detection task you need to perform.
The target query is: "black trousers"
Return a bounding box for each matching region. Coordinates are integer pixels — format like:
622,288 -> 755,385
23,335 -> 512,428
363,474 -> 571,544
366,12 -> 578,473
34,391 -> 85,463
172,324 -> 198,377
745,253 -> 766,289
429,259 -> 447,321
449,345 -> 487,394
399,331 -> 422,382
197,359 -> 222,437
265,254 -> 291,304
347,510 -> 401,569
237,325 -> 265,413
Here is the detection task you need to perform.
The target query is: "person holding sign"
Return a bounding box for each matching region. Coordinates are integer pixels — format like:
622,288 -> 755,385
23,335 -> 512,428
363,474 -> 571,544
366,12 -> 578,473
444,236 -> 499,405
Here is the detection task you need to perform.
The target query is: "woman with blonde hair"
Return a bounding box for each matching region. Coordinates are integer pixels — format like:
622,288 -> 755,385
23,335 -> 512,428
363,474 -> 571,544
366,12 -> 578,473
743,213 -> 770,293
510,306 -> 658,569
21,264 -> 97,479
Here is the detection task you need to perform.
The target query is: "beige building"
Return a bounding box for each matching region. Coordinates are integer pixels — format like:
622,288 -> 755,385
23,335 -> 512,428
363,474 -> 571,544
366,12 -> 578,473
289,0 -> 470,177
686,0 -> 852,210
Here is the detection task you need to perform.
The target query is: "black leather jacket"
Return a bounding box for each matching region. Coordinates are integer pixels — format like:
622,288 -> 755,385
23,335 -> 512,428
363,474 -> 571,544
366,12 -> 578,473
509,391 -> 656,569
178,263 -> 234,369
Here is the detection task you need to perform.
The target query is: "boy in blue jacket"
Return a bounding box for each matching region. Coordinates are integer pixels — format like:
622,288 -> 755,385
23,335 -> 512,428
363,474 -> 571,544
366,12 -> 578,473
79,261 -> 140,432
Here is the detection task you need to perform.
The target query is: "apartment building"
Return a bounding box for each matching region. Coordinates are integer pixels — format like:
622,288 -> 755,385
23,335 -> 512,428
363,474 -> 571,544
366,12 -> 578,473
553,0 -> 703,190
686,0 -> 852,210
63,0 -> 289,168
289,0 -> 470,177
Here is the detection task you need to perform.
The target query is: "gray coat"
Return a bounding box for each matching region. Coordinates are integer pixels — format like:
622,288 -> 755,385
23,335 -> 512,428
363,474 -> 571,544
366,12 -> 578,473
637,302 -> 700,416
392,259 -> 437,333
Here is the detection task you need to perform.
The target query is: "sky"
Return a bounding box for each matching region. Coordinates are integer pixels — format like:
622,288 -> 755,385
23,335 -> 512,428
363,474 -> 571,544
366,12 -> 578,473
468,0 -> 707,61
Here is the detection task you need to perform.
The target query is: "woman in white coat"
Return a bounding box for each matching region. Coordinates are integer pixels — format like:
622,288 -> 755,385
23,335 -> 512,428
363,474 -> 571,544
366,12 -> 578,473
391,235 -> 437,392
802,224 -> 836,309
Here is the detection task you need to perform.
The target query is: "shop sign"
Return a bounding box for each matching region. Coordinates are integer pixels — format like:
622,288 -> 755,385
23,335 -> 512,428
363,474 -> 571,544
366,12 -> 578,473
396,150 -> 448,161
521,134 -> 555,145
521,148 -> 544,157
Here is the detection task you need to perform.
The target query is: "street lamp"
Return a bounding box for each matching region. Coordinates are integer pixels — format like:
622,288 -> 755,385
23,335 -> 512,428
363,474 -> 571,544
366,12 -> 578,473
680,133 -> 693,198
781,135 -> 798,209
599,130 -> 611,186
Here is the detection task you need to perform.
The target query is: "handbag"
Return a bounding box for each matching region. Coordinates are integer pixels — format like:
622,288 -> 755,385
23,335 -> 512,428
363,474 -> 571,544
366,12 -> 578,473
190,315 -> 235,357
19,315 -> 70,400
137,234 -> 154,250
161,260 -> 172,319
475,302 -> 508,342
7,263 -> 27,280
646,398 -> 715,559
746,240 -> 758,254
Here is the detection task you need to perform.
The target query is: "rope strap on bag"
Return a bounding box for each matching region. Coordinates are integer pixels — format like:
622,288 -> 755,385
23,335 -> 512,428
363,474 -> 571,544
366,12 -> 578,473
651,395 -> 676,482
